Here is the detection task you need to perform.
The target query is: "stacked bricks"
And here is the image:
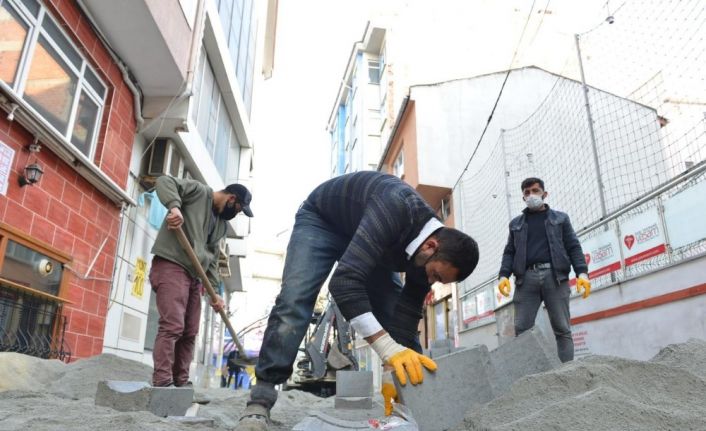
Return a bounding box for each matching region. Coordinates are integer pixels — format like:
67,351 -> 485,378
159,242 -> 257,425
0,0 -> 135,360
395,327 -> 560,431
95,381 -> 193,417
335,371 -> 373,410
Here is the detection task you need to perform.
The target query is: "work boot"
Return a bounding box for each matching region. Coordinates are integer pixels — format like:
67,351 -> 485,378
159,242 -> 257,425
235,381 -> 277,431
235,403 -> 270,431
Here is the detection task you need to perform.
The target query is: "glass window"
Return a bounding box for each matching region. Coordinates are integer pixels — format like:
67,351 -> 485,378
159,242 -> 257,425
41,16 -> 81,70
0,1 -> 107,162
191,49 -> 206,124
24,34 -> 79,134
368,60 -> 380,84
215,100 -> 231,177
0,4 -> 29,86
218,0 -> 233,39
84,66 -> 106,99
70,91 -> 100,156
196,55 -> 215,141
226,129 -> 241,184
205,91 -> 220,155
0,240 -> 63,296
19,0 -> 40,17
192,50 -> 242,183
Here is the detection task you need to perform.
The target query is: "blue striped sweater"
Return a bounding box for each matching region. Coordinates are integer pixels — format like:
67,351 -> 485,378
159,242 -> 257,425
306,171 -> 438,321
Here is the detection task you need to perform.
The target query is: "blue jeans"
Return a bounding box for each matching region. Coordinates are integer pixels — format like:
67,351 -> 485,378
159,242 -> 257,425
514,267 -> 573,362
254,202 -> 419,389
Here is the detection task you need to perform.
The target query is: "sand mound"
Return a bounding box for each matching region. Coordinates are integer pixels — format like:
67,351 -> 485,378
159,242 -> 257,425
3,339 -> 706,431
0,352 -> 153,400
455,340 -> 706,431
0,390 -> 209,431
649,338 -> 706,379
48,353 -> 153,400
0,352 -> 65,392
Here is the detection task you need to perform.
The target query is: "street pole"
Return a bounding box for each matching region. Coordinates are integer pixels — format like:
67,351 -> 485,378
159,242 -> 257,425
575,33 -> 608,218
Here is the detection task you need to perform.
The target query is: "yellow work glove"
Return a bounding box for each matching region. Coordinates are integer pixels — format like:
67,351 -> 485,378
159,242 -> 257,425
577,273 -> 591,299
370,333 -> 437,386
381,370 -> 398,416
498,277 -> 511,297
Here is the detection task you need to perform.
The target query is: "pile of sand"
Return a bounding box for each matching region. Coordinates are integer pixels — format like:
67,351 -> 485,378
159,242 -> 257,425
455,338 -> 706,431
2,340 -> 705,431
0,352 -> 334,431
0,352 -> 152,400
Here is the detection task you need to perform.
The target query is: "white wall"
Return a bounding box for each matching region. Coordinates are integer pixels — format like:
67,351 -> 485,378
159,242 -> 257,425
570,255 -> 706,360
459,321 -> 499,351
413,68 -> 560,190
102,135 -> 158,364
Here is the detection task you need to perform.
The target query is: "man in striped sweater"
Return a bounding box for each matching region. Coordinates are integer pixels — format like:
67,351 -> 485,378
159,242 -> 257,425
236,172 -> 479,430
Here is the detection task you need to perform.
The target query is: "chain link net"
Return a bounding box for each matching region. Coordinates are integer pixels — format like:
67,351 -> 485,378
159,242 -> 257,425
457,0 -> 706,300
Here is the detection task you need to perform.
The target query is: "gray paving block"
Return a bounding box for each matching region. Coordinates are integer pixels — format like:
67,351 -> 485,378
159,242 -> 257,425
429,347 -> 450,358
335,371 -> 373,397
489,326 -> 561,394
95,380 -> 194,417
293,411 -> 370,430
334,396 -> 373,410
166,416 -> 215,426
294,410 -> 418,431
395,346 -> 497,431
430,339 -> 453,349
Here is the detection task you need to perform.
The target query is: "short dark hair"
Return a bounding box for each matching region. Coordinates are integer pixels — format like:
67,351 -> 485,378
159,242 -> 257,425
521,177 -> 544,191
432,227 -> 479,281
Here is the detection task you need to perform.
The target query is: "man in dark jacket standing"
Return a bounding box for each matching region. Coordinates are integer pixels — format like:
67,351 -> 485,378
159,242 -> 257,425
236,171 -> 479,430
497,177 -> 591,363
149,175 -> 253,387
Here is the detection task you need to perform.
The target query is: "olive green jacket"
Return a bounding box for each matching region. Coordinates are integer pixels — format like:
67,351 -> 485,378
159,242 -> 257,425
150,176 -> 226,288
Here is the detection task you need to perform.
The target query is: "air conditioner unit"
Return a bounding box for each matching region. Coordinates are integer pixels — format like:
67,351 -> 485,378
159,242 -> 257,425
146,138 -> 184,178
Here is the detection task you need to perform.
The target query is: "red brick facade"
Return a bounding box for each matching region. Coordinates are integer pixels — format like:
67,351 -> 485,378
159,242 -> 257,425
0,0 -> 135,360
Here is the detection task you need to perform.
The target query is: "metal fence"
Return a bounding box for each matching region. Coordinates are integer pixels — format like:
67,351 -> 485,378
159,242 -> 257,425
457,0 -> 706,331
0,288 -> 71,361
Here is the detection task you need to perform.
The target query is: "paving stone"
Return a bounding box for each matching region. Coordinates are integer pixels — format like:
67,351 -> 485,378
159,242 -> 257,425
430,339 -> 453,350
94,380 -> 193,417
335,371 -> 373,397
395,346 -> 497,431
429,347 -> 450,358
489,326 -> 561,394
166,416 -> 215,426
293,410 -> 417,431
334,396 -> 373,410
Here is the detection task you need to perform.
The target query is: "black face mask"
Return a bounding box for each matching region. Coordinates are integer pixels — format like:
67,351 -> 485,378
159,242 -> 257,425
219,203 -> 238,220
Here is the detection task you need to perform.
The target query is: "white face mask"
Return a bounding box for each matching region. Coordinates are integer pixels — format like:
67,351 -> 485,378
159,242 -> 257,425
525,194 -> 544,210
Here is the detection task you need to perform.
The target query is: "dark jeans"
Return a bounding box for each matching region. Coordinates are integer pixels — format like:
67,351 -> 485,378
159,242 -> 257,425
149,257 -> 202,386
250,203 -> 417,407
514,267 -> 573,362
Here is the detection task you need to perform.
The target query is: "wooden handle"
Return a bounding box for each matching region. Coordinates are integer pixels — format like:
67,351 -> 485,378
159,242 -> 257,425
174,226 -> 249,359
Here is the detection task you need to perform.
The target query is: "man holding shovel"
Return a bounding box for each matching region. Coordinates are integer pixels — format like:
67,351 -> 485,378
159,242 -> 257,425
149,175 -> 253,387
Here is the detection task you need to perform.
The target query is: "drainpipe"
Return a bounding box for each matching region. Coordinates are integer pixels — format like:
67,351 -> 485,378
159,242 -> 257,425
74,0 -> 145,130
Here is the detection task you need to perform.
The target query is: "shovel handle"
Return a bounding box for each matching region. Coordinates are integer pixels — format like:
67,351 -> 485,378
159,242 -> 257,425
174,226 -> 249,360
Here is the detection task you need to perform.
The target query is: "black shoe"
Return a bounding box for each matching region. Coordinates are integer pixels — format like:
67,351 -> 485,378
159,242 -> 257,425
174,381 -> 193,387
153,381 -> 174,388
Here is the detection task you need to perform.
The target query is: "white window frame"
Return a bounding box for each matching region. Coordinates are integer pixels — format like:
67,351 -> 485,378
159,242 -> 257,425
393,150 -> 404,178
1,0 -> 107,161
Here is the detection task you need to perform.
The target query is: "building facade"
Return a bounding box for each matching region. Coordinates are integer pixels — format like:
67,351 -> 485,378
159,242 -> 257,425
0,0 -> 137,360
0,0 -> 277,376
76,0 -> 277,374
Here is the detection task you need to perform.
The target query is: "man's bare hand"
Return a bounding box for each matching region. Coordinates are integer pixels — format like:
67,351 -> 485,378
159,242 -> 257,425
166,207 -> 184,229
210,294 -> 226,312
